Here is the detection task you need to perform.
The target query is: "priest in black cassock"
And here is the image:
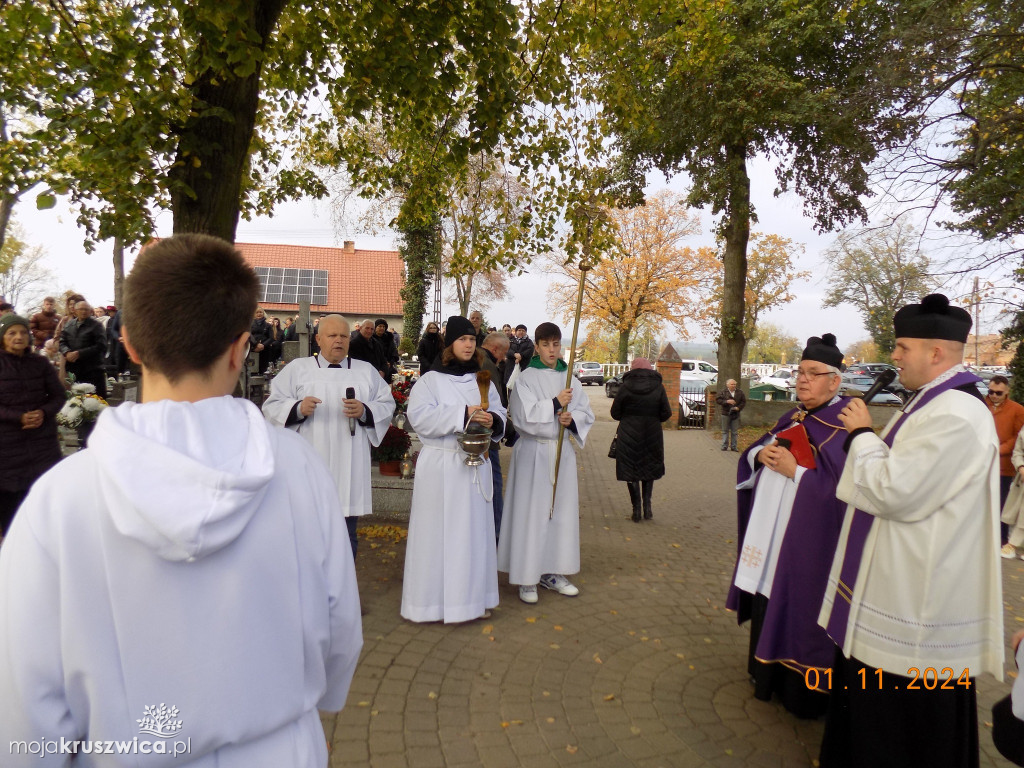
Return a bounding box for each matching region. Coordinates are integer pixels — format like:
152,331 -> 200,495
726,333 -> 851,718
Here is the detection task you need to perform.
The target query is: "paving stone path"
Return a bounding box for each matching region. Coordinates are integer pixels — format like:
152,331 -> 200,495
323,389 -> 1019,767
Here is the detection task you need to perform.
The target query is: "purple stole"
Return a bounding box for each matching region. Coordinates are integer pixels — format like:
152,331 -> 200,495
823,370 -> 982,646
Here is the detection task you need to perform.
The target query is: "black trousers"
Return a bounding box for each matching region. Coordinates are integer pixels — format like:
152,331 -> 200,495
0,488 -> 28,536
820,650 -> 978,768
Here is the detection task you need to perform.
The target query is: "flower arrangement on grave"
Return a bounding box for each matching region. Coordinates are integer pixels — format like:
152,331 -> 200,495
56,382 -> 109,428
391,379 -> 412,414
371,424 -> 412,463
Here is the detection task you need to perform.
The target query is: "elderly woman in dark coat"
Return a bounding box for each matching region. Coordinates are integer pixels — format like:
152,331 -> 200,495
0,314 -> 65,535
611,358 -> 672,522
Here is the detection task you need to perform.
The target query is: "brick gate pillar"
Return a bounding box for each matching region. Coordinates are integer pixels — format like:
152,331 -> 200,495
656,343 -> 682,429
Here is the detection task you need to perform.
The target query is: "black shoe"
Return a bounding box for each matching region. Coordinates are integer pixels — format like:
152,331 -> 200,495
628,482 -> 641,522
642,481 -> 653,520
721,446 -> 728,451
731,447 -> 739,452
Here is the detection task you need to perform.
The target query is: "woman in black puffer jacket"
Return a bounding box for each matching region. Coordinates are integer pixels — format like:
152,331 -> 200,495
610,358 -> 672,522
0,315 -> 65,535
416,321 -> 443,373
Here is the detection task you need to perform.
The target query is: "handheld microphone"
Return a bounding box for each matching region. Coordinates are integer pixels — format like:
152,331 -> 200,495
346,387 -> 356,436
862,369 -> 897,403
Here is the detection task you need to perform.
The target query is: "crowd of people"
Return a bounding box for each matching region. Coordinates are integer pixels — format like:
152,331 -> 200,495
0,236 -> 602,765
1,259 -> 1021,767
0,294 -> 127,537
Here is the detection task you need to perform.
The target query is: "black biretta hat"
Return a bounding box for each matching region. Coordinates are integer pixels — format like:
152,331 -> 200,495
801,333 -> 843,368
444,315 -> 476,346
893,294 -> 971,342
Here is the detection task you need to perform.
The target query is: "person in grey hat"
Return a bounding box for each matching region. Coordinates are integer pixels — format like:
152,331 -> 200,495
818,294 -> 1003,768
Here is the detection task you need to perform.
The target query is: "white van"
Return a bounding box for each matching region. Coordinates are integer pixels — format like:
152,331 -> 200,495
680,359 -> 718,383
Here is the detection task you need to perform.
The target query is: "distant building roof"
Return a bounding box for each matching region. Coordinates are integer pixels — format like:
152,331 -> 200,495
235,241 -> 404,317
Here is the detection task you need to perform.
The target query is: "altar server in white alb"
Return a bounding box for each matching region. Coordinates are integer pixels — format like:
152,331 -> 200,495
499,321 -> 595,605
401,315 -> 506,623
263,314 -> 395,556
0,234 -> 362,768
818,293 -> 1003,768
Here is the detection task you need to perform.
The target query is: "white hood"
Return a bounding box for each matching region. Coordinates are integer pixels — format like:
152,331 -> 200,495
88,396 -> 276,562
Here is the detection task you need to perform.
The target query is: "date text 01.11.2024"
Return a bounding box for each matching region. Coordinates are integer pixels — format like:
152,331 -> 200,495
804,667 -> 972,691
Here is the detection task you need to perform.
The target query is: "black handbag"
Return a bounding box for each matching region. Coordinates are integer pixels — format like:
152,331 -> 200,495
608,431 -> 619,459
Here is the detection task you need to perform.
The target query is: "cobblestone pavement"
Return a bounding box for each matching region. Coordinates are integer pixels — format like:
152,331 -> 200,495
323,389 -> 1020,767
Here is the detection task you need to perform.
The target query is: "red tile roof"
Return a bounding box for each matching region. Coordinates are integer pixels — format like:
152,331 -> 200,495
235,242 -> 404,316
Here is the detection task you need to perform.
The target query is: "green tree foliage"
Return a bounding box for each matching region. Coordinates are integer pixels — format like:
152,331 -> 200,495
746,322 -> 802,365
999,309 -> 1024,403
570,0 -> 964,383
822,220 -> 934,356
942,0 -> 1024,249
0,223 -> 53,309
0,0 -> 520,247
0,107 -> 42,254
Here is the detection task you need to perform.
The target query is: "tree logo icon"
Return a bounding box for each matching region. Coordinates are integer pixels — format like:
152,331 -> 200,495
137,704 -> 183,738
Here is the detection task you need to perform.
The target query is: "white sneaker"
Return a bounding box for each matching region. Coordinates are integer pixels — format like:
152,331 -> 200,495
539,574 -> 579,596
519,585 -> 538,604
1002,543 -> 1019,560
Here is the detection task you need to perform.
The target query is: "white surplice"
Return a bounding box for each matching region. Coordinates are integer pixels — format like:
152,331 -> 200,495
0,397 -> 361,768
819,370 -> 1004,678
263,356 -> 395,516
497,366 -> 595,585
733,446 -> 808,598
400,369 -> 506,623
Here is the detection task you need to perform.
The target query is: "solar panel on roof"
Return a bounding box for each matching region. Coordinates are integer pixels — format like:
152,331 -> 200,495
255,267 -> 328,305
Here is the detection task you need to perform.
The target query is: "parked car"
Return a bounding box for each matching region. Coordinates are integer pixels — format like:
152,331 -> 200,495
839,374 -> 903,405
846,362 -> 897,377
679,376 -> 710,425
680,359 -> 718,384
760,368 -> 798,391
975,368 -> 1012,385
573,361 -> 605,386
845,362 -> 908,399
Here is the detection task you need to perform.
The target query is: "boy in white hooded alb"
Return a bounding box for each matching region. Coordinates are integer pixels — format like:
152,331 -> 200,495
0,234 -> 362,767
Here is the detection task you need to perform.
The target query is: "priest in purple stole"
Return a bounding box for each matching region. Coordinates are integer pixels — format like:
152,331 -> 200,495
819,294 -> 1003,768
726,333 -> 851,718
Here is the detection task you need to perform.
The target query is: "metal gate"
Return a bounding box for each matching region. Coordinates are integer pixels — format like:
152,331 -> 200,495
678,384 -> 708,429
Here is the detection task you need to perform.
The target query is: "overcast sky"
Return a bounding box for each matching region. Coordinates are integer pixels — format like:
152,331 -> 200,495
10,155 -> 1008,358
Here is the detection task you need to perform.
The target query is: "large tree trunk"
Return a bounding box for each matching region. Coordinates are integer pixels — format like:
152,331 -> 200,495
457,273 -> 474,317
717,141 -> 750,383
169,0 -> 288,242
0,190 -> 17,258
0,107 -> 16,256
617,328 -> 630,364
399,217 -> 440,356
112,237 -> 125,308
